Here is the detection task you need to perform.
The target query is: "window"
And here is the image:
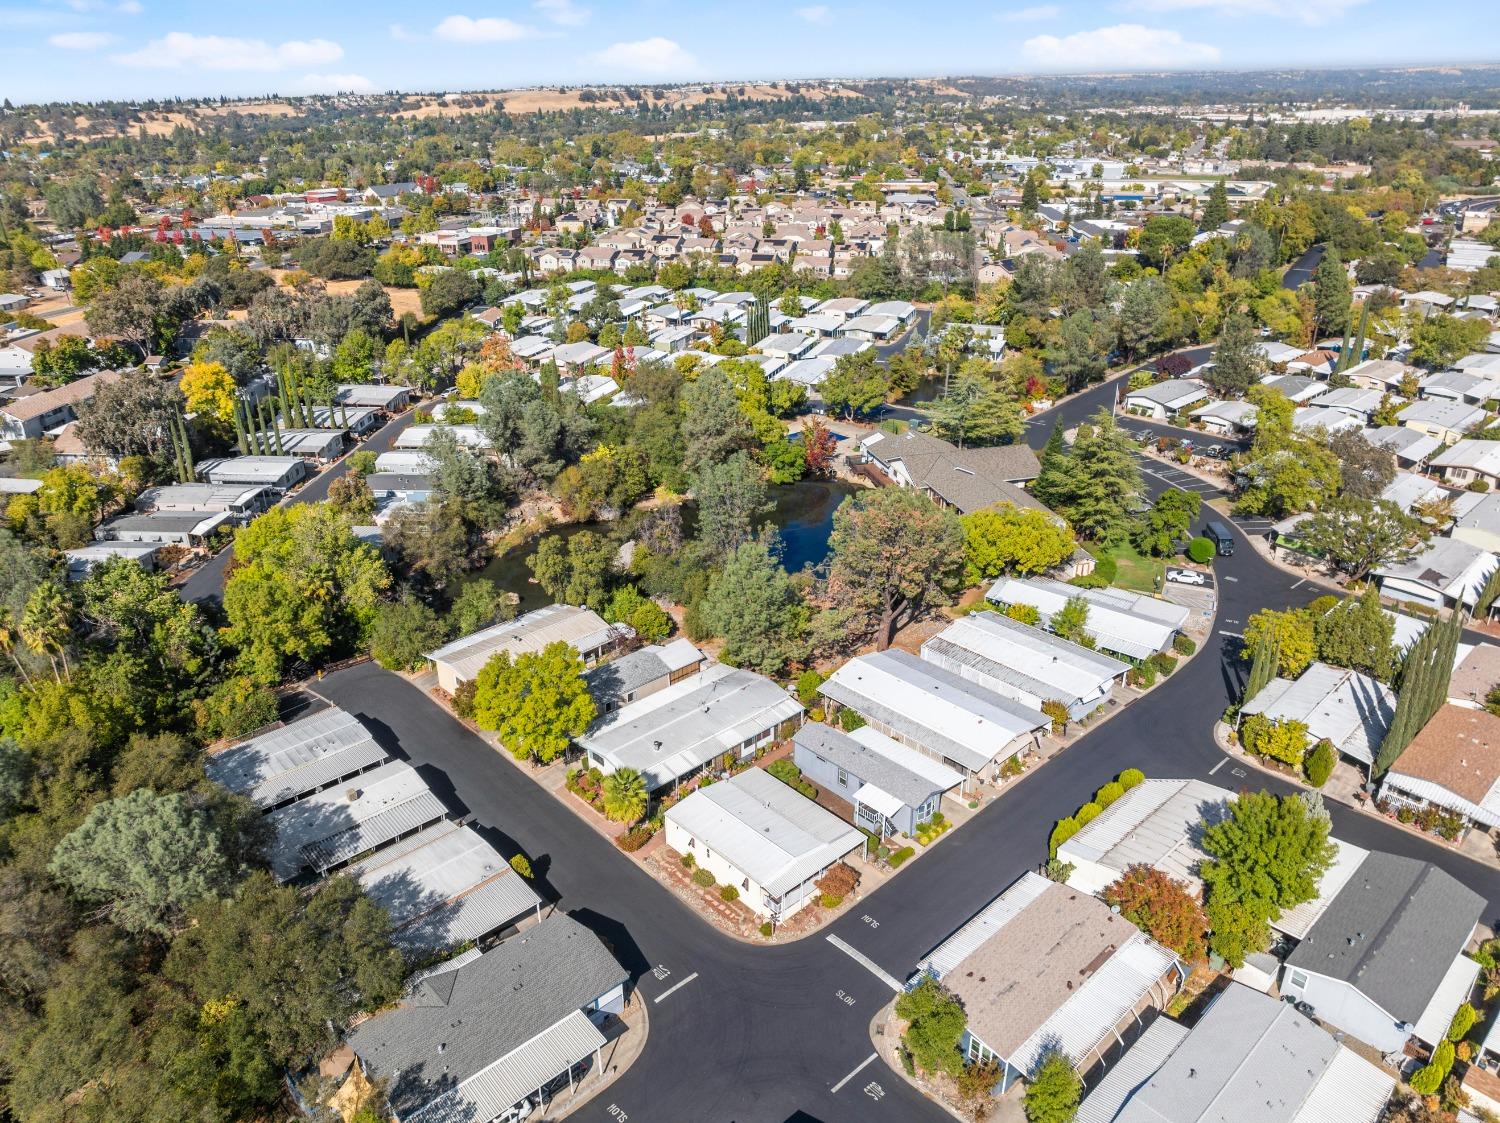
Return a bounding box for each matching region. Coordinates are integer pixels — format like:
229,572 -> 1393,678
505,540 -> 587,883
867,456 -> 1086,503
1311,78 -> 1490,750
742,878 -> 749,890
837,768 -> 848,786
1287,969 -> 1308,992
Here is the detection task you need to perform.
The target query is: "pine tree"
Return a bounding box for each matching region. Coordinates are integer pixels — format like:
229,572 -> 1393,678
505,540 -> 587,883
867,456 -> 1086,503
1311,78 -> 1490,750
1032,420 -> 1071,509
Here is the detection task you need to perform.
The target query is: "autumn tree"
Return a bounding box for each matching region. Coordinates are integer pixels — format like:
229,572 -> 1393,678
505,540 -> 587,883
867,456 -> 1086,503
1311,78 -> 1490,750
1103,866 -> 1209,960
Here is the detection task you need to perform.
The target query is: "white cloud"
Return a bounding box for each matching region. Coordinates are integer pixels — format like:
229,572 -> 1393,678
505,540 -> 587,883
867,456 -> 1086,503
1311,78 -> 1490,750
116,0 -> 142,13
1124,0 -> 1365,24
432,15 -> 539,42
115,31 -> 343,70
1021,23 -> 1220,70
998,4 -> 1060,20
591,37 -> 699,76
49,30 -> 112,48
535,0 -> 589,26
388,23 -> 411,40
796,4 -> 832,22
295,72 -> 377,94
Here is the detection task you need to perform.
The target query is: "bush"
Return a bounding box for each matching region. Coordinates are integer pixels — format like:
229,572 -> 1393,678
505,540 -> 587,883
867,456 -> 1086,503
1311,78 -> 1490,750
1187,537 -> 1215,564
691,867 -> 716,888
889,846 -> 915,868
1041,699 -> 1069,734
1172,633 -> 1196,656
1448,1002 -> 1479,1042
1075,801 -> 1103,827
1049,817 -> 1079,858
821,893 -> 843,907
1148,652 -> 1177,677
1409,1039 -> 1455,1094
1004,602 -> 1041,626
1044,858 -> 1075,882
192,675 -> 280,742
509,854 -> 532,878
1120,768 -> 1145,789
680,851 -> 695,869
767,758 -> 817,799
795,669 -> 826,706
1304,740 -> 1336,787
837,708 -> 866,732
1472,479 -> 1491,493
452,679 -> 478,720
616,825 -> 655,852
1095,781 -> 1125,807
1128,662 -> 1157,688
759,921 -> 774,938
719,885 -> 740,902
1240,713 -> 1310,767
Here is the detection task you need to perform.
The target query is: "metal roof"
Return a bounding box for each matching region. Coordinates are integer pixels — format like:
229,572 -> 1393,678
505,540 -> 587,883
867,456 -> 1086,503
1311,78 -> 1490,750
1056,779 -> 1233,887
818,649 -> 1047,773
1412,952 -> 1483,1047
665,768 -> 862,897
426,604 -> 620,685
205,706 -> 388,809
264,760 -> 446,881
580,662 -> 803,790
922,612 -> 1129,706
986,577 -> 1182,661
347,915 -> 624,1122
348,821 -> 540,956
1076,1016 -> 1189,1123
1239,662 -> 1394,766
793,722 -> 961,810
198,455 -> 306,484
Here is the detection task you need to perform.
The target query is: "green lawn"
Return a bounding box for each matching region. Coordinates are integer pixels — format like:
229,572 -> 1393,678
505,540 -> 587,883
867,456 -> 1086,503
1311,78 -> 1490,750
1087,541 -> 1165,594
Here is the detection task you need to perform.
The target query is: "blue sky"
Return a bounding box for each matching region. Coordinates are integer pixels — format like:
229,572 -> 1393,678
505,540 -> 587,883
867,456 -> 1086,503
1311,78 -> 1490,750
1,0 -> 1496,105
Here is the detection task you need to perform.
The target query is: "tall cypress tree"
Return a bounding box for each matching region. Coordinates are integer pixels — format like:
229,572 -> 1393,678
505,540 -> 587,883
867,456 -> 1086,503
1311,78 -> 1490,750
1375,609 -> 1463,778
1033,420 -> 1071,509
1243,629 -> 1278,706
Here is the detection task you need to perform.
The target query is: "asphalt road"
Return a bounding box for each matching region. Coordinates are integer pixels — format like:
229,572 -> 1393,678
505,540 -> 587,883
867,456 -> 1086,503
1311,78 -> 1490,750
314,417 -> 1500,1122
176,405 -> 420,605
1282,244 -> 1326,290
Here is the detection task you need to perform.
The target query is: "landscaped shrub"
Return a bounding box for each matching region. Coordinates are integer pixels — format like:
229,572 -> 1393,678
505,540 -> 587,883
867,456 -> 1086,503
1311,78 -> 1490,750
1240,713 -> 1310,767
1041,699 -> 1069,734
821,893 -> 843,907
1449,1003 -> 1479,1042
691,867 -> 716,888
1075,801 -> 1103,827
1095,781 -> 1125,808
1004,602 -> 1041,625
1304,740 -> 1336,787
767,758 -> 817,799
452,679 -> 478,719
719,885 -> 739,902
817,863 -> 860,900
1148,652 -> 1177,677
1120,768 -> 1145,789
616,825 -> 655,852
837,708 -> 866,732
1409,1039 -> 1455,1094
680,851 -> 695,869
1173,633 -> 1196,656
759,921 -> 774,938
1000,754 -> 1024,779
1049,816 -> 1079,858
889,846 -> 916,868
795,669 -> 826,706
509,854 -> 532,878
1128,662 -> 1157,688
1472,479 -> 1491,493
1044,859 -> 1075,882
1187,537 -> 1215,564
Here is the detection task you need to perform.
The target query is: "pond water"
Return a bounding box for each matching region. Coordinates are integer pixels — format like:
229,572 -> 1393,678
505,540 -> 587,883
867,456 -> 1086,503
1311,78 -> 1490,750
468,478 -> 857,613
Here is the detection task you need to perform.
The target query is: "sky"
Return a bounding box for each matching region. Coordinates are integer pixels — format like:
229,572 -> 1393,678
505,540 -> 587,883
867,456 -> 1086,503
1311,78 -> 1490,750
1,0 -> 1497,106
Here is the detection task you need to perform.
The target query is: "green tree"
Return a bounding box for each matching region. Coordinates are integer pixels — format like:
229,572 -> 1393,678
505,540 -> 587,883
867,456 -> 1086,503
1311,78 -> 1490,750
419,269 -> 480,319
928,369 -> 1024,448
50,789 -> 237,936
1204,312 -> 1266,399
1200,179 -> 1230,231
824,488 -> 965,651
894,977 -> 965,1078
604,585 -> 672,643
1051,595 -> 1091,645
1375,607 -> 1461,778
370,599 -> 449,671
693,451 -> 770,559
1239,714 -> 1310,766
1117,275 -> 1169,359
451,579 -> 515,638
699,541 -> 808,674
1314,585 -> 1397,680
528,530 -> 617,612
820,350 -> 892,419
1032,420 -> 1071,511
1242,627 -> 1279,706
1409,314 -> 1490,369
471,642 -> 597,763
961,504 -> 1075,584
1025,1051 -> 1082,1123
601,767 -> 648,823
1243,607 -> 1315,677
1200,791 -> 1336,966
1132,489 -> 1201,557
1138,214 -> 1196,269
1296,497 -> 1416,581
681,368 -> 754,478
1311,250 -> 1351,338
1046,409 -> 1142,543
1047,309 -> 1107,393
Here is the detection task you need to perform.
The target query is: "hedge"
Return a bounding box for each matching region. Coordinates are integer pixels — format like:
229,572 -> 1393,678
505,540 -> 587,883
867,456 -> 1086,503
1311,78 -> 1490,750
1049,817 -> 1079,858
1449,1003 -> 1478,1042
1120,768 -> 1145,789
1409,1039 -> 1454,1094
1173,634 -> 1196,656
1187,537 -> 1215,564
1096,781 -> 1125,808
889,846 -> 916,868
1075,801 -> 1103,827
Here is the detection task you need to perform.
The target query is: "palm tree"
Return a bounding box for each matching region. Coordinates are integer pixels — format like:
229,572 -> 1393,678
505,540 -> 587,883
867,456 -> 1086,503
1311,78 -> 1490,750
602,768 -> 649,824
20,582 -> 71,682
0,606 -> 31,684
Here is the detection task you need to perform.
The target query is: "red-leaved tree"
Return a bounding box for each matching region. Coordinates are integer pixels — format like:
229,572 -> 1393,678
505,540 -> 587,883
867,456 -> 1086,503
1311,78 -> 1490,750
1102,865 -> 1208,960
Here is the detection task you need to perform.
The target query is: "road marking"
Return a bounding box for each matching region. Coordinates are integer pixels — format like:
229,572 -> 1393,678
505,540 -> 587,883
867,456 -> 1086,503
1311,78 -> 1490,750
1291,578 -> 1306,589
826,934 -> 903,991
1217,630 -> 1243,638
832,1052 -> 879,1094
652,971 -> 698,1004
1232,768 -> 1247,778
1222,575 -> 1239,582
1209,758 -> 1227,775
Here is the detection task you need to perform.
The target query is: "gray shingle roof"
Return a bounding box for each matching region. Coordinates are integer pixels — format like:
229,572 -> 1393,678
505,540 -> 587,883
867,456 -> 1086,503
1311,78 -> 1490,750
1285,851 -> 1483,1022
347,914 -> 625,1118
792,722 -> 959,809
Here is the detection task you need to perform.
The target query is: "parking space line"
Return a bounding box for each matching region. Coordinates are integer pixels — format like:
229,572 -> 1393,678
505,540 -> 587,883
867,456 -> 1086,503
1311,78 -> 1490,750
652,972 -> 699,1004
832,1052 -> 879,1094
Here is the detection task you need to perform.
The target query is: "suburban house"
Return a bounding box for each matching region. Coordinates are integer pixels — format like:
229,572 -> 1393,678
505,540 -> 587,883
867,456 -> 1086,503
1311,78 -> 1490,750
1076,982 -> 1395,1123
263,760 -> 449,882
1262,374 -> 1330,404
1397,399 -> 1487,444
1382,704 -> 1500,830
859,429 -> 1042,515
1431,439 -> 1500,489
335,383 -> 411,411
0,369 -> 120,441
395,424 -> 489,451
583,638 -> 705,715
1451,491 -> 1500,552
663,767 -> 862,922
1188,399 -> 1258,437
1121,379 -> 1209,420
198,455 -> 310,493
920,611 -> 1130,722
135,482 -> 272,522
343,914 -> 627,1123
348,820 -> 542,958
1280,851 -> 1483,1054
426,604 -> 627,694
579,661 -> 804,792
1364,426 -> 1442,469
63,542 -> 159,580
791,722 -> 963,838
1345,358 -> 1412,393
1448,644 -> 1500,709
1238,661 -> 1395,772
1374,537 -> 1500,611
986,576 -> 1188,663
1057,778 -> 1233,895
94,509 -> 231,547
1307,386 -> 1384,425
910,872 -> 1183,1093
205,705 -> 388,811
366,473 -> 434,508
818,648 -> 1049,788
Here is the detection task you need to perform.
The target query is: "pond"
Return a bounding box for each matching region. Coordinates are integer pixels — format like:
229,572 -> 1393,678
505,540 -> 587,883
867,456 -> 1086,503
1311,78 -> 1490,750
467,478 -> 858,614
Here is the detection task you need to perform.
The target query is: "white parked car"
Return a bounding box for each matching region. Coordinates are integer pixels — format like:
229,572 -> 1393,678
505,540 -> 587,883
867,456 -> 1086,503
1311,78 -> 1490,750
1166,568 -> 1209,586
